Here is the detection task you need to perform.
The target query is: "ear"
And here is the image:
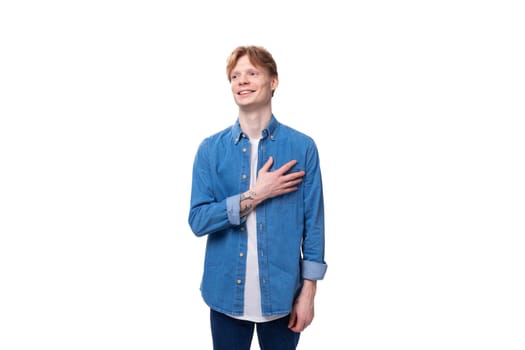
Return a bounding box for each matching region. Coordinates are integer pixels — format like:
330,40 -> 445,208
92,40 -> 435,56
271,76 -> 279,91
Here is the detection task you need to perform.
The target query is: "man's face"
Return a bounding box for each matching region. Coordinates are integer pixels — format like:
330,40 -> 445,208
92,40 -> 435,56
230,55 -> 278,109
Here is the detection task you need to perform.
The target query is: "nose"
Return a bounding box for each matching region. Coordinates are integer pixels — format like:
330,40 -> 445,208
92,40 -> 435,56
238,73 -> 249,85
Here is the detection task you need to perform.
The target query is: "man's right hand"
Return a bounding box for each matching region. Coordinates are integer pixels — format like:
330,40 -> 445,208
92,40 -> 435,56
254,156 -> 305,201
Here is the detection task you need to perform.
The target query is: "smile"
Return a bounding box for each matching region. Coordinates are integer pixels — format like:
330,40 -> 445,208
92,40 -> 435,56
238,90 -> 255,95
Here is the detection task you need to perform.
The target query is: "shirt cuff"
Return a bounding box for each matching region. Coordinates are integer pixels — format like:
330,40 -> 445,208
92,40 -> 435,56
226,194 -> 241,225
302,260 -> 328,280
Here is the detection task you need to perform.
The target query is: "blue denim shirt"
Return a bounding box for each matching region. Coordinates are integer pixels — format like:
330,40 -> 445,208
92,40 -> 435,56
188,115 -> 327,316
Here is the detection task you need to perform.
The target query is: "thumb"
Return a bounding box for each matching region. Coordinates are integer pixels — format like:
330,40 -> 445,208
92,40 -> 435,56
288,311 -> 297,329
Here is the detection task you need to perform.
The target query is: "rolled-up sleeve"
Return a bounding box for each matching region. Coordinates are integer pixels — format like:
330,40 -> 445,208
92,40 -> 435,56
302,259 -> 328,280
226,194 -> 241,225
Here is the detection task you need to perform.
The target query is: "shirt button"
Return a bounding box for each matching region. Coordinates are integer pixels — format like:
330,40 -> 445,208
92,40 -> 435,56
242,148 -> 247,153
237,279 -> 242,284
239,252 -> 244,257
240,227 -> 245,231
242,174 -> 247,180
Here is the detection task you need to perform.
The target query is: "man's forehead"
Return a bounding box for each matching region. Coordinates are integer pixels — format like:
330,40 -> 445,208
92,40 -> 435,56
233,57 -> 265,72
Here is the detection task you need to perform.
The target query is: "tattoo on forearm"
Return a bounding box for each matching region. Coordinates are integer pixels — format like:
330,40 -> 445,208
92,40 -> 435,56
240,191 -> 256,217
240,204 -> 253,217
240,191 -> 256,202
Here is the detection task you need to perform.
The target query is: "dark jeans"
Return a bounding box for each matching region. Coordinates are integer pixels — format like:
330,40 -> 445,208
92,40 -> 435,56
210,309 -> 301,350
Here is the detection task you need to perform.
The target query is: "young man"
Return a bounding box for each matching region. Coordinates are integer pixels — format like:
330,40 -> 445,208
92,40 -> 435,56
188,45 -> 327,350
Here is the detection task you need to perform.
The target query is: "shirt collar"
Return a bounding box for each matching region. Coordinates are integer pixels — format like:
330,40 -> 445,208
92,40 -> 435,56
231,115 -> 279,144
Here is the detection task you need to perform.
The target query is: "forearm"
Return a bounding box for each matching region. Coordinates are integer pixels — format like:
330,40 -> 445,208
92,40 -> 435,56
189,199 -> 234,236
239,188 -> 264,218
300,279 -> 317,299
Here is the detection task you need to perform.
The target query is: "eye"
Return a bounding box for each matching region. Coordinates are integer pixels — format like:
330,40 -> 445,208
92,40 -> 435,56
249,71 -> 258,77
231,74 -> 238,80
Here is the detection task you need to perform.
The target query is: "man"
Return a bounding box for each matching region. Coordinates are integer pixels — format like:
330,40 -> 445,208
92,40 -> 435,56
188,45 -> 327,350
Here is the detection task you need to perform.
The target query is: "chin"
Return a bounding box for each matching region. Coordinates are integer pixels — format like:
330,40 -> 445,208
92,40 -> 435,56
235,99 -> 253,107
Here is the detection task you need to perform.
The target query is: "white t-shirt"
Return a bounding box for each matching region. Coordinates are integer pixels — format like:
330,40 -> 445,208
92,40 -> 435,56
233,138 -> 284,322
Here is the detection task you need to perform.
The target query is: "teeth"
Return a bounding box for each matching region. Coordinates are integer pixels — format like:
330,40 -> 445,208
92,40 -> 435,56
239,90 -> 253,95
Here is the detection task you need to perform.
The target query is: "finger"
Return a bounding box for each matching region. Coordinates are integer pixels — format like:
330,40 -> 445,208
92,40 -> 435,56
279,187 -> 299,195
289,323 -> 304,333
260,156 -> 274,172
288,312 -> 297,329
283,171 -> 305,181
286,179 -> 303,187
277,159 -> 298,174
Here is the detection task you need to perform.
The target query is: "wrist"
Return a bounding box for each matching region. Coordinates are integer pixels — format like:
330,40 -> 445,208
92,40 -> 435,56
301,279 -> 317,296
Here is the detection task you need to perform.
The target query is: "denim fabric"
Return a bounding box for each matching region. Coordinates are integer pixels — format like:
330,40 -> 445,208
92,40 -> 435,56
189,115 -> 327,316
210,309 -> 300,350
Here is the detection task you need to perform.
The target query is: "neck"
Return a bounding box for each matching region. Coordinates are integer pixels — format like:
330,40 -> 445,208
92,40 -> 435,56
238,107 -> 272,140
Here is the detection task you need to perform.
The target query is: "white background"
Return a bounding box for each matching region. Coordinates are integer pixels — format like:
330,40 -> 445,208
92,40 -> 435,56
1,1 -> 524,349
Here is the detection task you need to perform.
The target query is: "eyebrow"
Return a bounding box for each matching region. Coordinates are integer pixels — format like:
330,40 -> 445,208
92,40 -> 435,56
231,67 -> 261,75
